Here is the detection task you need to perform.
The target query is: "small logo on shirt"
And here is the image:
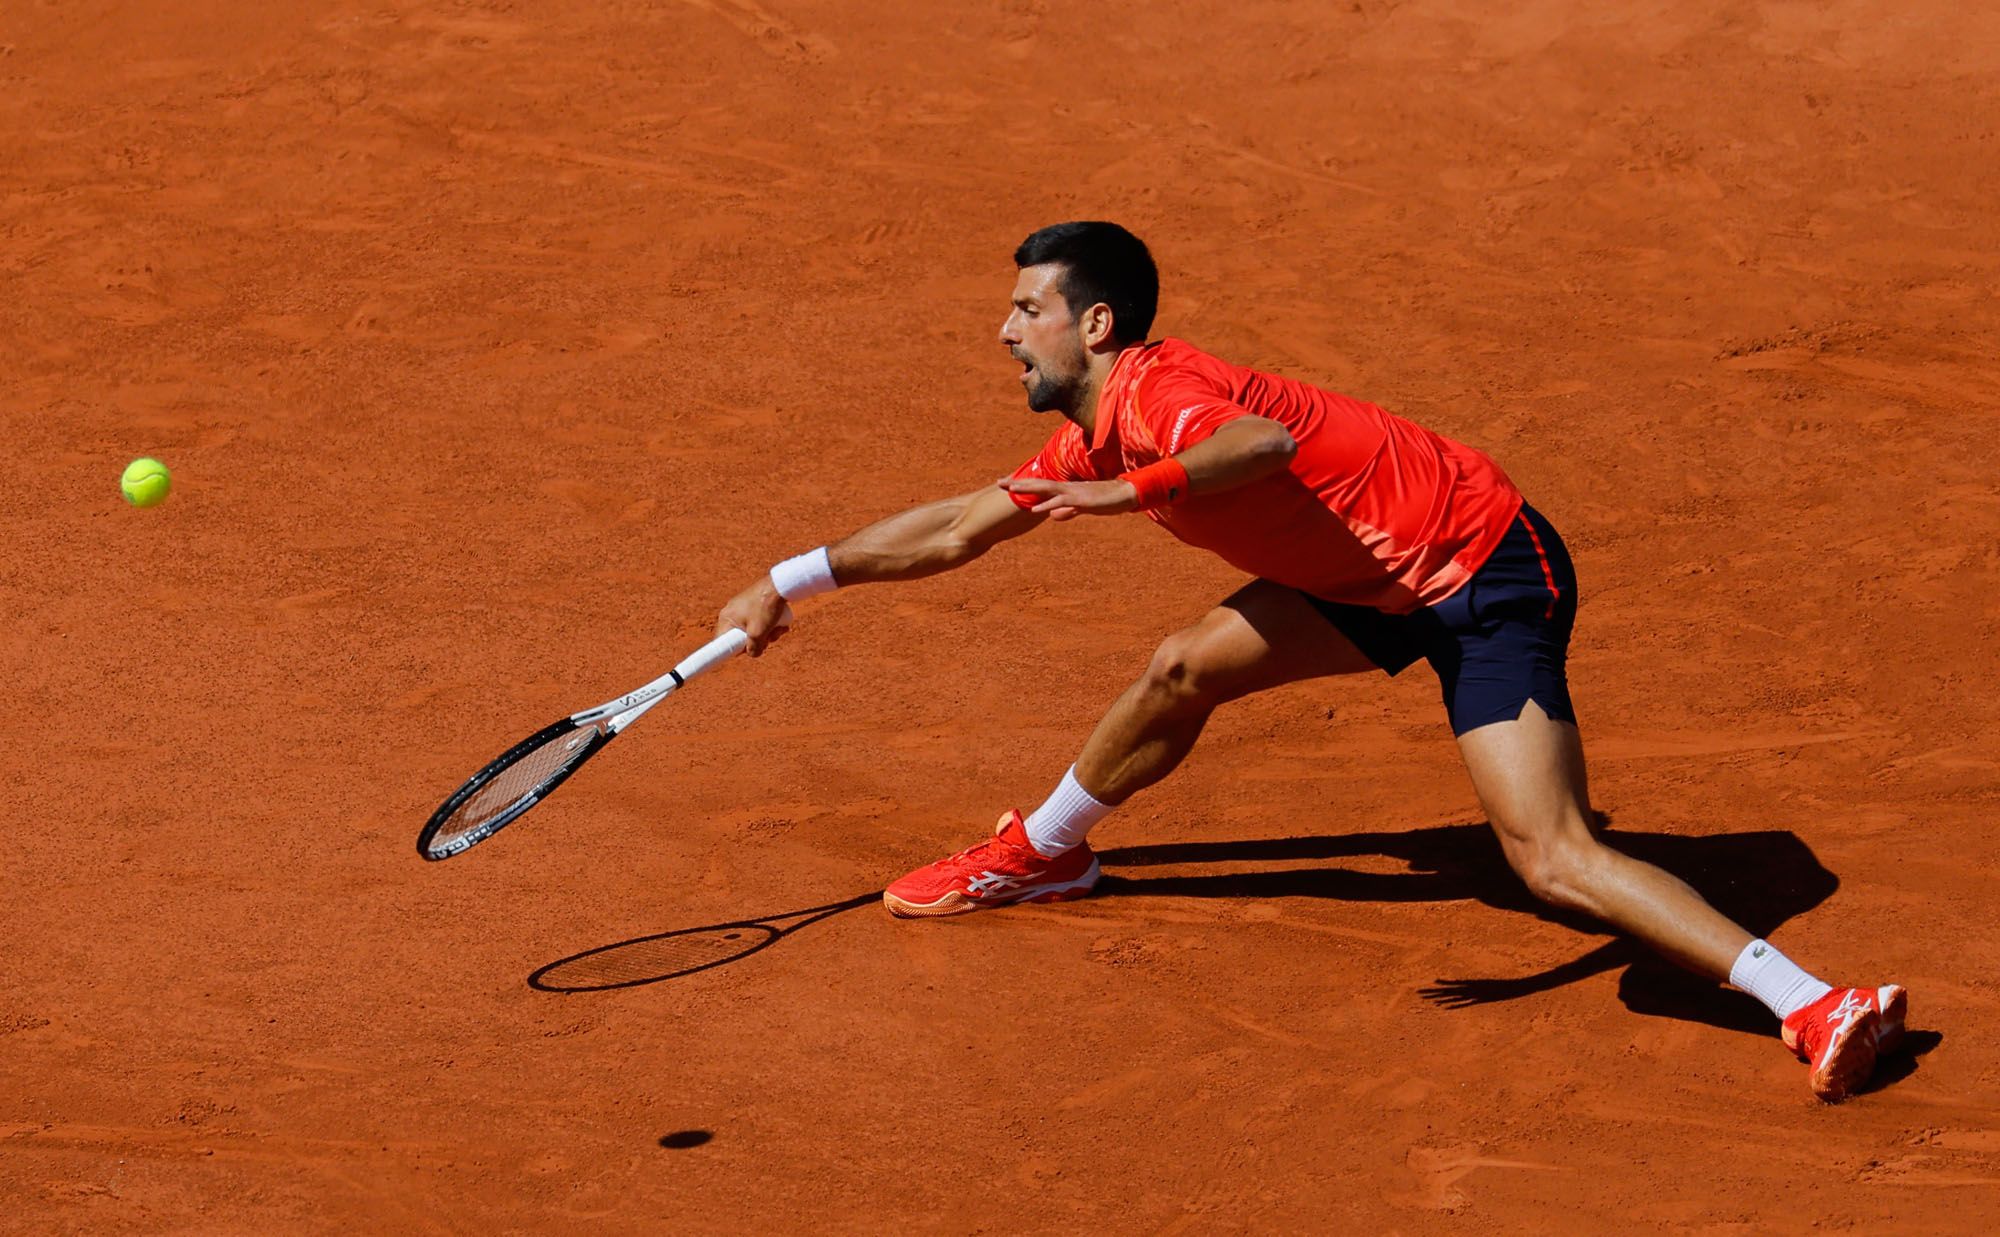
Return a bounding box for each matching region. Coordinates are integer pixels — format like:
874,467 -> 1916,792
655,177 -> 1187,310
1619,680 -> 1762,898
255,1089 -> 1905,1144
1170,404 -> 1202,453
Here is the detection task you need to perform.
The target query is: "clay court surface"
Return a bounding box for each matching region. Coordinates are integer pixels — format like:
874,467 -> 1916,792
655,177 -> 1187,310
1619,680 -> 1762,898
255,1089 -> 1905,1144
7,0 -> 2000,1230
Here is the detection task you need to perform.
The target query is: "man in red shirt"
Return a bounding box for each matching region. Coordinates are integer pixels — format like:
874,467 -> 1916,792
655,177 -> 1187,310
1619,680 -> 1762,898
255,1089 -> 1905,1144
716,222 -> 1905,1102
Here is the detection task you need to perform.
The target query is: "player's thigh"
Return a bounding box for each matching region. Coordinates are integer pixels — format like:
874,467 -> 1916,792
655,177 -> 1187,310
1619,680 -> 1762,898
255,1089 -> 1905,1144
1162,579 -> 1379,702
1455,698 -> 1595,866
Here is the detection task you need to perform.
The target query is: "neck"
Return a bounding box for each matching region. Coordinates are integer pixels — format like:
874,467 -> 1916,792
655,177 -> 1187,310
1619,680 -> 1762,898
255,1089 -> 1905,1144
1063,343 -> 1133,439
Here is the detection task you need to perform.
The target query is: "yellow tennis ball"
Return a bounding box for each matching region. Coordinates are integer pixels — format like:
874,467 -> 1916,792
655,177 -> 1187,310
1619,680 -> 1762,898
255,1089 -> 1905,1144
121,457 -> 172,508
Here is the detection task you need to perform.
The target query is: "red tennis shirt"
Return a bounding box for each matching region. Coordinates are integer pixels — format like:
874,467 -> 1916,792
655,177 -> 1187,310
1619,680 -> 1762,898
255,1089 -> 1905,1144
1009,338 -> 1524,613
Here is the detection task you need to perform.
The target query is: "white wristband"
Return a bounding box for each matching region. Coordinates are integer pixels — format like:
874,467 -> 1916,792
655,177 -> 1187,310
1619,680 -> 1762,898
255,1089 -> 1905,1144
769,546 -> 838,602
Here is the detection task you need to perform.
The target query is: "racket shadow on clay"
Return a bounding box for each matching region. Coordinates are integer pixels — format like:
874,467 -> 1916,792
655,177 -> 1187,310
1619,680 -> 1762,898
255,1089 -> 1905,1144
528,893 -> 877,993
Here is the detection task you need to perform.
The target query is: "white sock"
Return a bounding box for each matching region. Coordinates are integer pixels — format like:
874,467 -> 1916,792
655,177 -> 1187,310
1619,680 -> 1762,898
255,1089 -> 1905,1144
1022,766 -> 1113,857
1729,939 -> 1832,1020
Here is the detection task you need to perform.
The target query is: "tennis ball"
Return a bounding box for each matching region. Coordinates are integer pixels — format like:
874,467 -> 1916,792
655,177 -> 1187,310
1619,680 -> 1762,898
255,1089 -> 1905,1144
121,457 -> 172,508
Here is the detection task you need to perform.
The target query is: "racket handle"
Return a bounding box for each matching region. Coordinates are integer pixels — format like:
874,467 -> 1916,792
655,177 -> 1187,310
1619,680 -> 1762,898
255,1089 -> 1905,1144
674,603 -> 795,683
677,628 -> 747,679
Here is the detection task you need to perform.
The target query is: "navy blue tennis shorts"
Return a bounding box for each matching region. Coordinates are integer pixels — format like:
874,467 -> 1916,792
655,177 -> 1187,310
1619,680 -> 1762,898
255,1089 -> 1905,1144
1299,503 -> 1578,736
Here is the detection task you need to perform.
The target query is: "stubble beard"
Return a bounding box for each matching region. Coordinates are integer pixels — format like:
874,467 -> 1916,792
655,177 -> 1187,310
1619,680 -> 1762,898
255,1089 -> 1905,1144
1025,370 -> 1075,414
1022,351 -> 1084,415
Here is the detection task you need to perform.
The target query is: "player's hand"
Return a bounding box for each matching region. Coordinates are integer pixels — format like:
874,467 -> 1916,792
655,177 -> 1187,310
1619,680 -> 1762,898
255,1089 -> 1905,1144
997,476 -> 1140,521
717,577 -> 791,657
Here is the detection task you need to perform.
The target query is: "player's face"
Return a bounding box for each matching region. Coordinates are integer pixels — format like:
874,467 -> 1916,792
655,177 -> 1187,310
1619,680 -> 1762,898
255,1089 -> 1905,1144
1001,264 -> 1089,414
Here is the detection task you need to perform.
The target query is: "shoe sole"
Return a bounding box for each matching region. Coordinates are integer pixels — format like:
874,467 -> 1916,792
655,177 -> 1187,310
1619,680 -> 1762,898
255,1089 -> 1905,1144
1809,1006 -> 1881,1103
882,860 -> 1101,919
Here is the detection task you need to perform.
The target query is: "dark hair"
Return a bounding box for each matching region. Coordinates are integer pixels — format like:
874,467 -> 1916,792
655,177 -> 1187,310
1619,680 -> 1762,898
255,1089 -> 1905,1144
1013,222 -> 1158,345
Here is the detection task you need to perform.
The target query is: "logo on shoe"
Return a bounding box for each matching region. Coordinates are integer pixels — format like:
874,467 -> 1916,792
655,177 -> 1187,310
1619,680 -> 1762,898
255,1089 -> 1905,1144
1828,991 -> 1870,1033
966,871 -> 1023,898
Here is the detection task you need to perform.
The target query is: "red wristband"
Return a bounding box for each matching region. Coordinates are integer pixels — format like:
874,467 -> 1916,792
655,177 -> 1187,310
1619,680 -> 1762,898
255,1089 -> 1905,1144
1119,458 -> 1190,510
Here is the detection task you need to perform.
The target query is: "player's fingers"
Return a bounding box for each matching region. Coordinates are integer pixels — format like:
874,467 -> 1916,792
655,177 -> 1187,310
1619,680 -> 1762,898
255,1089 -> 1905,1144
720,618 -> 763,656
1002,477 -> 1056,495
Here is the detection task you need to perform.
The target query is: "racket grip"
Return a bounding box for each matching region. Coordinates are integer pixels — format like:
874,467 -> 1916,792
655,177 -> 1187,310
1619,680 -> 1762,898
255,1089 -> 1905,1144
681,604 -> 793,682
677,629 -> 747,681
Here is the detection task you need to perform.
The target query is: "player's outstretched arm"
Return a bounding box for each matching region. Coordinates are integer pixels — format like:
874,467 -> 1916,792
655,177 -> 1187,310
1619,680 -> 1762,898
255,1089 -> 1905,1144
999,415 -> 1295,521
828,481 -> 1045,582
717,484 -> 1044,653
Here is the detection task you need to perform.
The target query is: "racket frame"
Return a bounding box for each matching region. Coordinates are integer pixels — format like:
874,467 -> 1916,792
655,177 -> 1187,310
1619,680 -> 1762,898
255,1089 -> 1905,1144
418,623 -> 763,860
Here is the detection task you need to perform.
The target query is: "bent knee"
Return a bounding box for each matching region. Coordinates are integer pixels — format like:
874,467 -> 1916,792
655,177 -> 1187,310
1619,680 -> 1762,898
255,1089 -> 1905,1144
1508,834 -> 1609,912
1139,630 -> 1230,708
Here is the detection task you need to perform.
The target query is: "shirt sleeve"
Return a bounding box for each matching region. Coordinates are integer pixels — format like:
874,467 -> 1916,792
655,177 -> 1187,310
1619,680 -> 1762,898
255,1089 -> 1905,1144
1134,363 -> 1253,458
1006,424 -> 1091,510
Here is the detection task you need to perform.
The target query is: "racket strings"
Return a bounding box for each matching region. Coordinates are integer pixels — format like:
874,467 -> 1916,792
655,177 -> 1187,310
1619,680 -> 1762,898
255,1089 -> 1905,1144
435,722 -> 603,847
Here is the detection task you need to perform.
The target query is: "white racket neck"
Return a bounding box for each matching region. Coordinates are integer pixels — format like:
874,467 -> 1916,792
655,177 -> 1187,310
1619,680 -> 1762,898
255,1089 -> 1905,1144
571,608 -> 785,732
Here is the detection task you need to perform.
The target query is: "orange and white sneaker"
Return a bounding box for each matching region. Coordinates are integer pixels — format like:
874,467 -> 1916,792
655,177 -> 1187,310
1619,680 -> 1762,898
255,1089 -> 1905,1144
1781,986 -> 1899,1102
883,810 -> 1100,918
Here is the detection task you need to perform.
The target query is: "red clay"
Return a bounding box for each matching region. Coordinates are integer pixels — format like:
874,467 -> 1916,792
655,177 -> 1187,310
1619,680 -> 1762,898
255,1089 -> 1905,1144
5,1 -> 1999,1230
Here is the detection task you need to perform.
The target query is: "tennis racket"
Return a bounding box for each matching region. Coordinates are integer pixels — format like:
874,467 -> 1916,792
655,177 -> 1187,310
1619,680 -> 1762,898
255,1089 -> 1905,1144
417,612 -> 788,861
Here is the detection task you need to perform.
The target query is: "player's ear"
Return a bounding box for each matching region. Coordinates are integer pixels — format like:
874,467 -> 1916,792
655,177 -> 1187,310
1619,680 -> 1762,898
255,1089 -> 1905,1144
1081,302 -> 1116,348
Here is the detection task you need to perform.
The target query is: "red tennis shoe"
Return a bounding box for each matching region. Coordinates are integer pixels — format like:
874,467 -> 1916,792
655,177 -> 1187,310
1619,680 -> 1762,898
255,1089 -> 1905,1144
1782,986 -> 1898,1102
883,810 -> 1100,918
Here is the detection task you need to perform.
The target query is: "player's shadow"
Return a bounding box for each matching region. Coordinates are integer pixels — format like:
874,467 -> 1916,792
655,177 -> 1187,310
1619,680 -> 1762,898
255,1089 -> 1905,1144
525,824 -> 1936,1086
1097,821 -> 1928,1059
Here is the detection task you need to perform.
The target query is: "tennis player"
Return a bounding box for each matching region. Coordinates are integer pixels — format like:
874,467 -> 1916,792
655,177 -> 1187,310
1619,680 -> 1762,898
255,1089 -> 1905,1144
716,221 -> 1906,1102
